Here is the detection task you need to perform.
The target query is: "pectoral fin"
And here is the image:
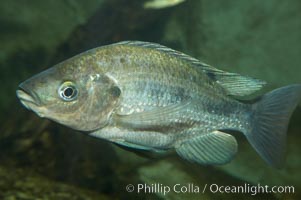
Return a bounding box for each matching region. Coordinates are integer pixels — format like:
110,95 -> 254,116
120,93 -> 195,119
176,131 -> 238,165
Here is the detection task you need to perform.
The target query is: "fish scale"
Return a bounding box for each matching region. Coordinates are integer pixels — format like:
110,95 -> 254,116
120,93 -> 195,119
16,41 -> 301,168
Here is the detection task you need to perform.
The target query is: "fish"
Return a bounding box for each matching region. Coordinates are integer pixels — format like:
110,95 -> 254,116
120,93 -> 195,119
16,41 -> 301,168
143,0 -> 186,9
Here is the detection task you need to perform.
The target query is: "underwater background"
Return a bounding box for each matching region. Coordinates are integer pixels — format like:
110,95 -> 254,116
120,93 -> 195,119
0,0 -> 300,199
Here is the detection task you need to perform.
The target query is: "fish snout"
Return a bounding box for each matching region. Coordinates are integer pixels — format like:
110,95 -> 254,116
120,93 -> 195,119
16,82 -> 41,110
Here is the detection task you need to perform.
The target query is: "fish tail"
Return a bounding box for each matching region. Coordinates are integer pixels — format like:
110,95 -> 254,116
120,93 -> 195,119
245,84 -> 301,168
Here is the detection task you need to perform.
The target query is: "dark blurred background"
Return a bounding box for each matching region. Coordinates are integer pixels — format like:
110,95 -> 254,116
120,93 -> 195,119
0,0 -> 300,199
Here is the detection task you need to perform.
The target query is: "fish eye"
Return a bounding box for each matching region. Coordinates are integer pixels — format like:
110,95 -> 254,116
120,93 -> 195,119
58,81 -> 78,101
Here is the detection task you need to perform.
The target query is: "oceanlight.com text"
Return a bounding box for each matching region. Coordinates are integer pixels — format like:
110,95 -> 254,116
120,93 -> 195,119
125,183 -> 295,196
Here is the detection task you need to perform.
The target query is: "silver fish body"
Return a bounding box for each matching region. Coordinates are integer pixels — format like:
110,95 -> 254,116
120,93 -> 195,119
16,41 -> 301,168
143,0 -> 186,9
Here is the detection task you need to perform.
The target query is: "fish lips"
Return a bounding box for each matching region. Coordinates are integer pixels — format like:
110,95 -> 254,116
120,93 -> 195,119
16,84 -> 44,117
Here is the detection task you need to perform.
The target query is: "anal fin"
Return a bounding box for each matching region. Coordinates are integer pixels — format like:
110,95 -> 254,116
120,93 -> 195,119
176,131 -> 238,165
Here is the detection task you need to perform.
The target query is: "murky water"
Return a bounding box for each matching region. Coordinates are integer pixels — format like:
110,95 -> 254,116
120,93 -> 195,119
0,0 -> 300,199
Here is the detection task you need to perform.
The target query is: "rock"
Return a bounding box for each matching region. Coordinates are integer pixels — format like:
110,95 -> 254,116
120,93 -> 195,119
0,0 -> 104,62
163,0 -> 301,89
0,164 -> 109,200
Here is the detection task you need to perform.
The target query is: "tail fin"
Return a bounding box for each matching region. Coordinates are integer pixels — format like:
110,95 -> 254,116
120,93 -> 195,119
246,84 -> 301,168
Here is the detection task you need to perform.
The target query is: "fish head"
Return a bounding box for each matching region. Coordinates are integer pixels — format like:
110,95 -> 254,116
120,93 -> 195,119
16,55 -> 121,131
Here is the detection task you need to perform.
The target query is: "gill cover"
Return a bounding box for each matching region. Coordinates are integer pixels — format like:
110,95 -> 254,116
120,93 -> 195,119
76,73 -> 121,131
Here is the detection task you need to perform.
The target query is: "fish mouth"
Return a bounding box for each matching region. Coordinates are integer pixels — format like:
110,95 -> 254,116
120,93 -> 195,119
16,87 -> 43,115
16,89 -> 36,105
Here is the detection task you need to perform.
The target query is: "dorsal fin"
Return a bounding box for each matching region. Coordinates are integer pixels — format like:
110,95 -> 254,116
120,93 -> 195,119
115,41 -> 266,96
